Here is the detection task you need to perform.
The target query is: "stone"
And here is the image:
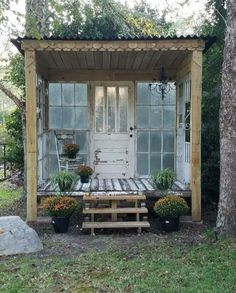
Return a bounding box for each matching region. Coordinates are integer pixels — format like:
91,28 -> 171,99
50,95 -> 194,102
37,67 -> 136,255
0,216 -> 43,256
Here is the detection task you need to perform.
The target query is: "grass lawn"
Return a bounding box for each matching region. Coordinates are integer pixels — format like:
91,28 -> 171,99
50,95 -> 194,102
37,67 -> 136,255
1,234 -> 236,293
0,182 -> 22,211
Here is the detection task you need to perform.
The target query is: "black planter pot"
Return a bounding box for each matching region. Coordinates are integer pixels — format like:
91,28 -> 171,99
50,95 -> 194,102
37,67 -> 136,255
67,153 -> 77,159
80,175 -> 89,183
160,217 -> 179,233
52,217 -> 70,233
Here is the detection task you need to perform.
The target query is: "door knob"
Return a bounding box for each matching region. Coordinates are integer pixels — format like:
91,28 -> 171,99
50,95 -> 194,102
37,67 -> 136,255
130,126 -> 134,131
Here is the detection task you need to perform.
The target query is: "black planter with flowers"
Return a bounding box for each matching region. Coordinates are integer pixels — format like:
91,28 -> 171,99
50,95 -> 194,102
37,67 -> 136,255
154,194 -> 189,233
76,165 -> 93,183
63,143 -> 80,159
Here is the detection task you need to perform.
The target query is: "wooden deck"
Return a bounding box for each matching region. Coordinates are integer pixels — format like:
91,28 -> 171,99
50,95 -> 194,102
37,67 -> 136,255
38,178 -> 191,197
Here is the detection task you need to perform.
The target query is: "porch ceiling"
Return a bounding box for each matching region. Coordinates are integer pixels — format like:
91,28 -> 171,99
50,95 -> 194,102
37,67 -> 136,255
36,50 -> 189,72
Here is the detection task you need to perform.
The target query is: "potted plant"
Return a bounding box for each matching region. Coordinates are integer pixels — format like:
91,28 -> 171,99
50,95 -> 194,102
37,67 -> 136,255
52,171 -> 75,192
43,196 -> 79,233
63,143 -> 80,159
76,165 -> 93,183
152,168 -> 175,193
154,194 -> 189,232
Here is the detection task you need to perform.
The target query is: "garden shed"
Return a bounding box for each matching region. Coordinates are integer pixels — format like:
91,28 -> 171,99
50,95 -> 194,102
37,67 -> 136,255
12,35 -> 215,223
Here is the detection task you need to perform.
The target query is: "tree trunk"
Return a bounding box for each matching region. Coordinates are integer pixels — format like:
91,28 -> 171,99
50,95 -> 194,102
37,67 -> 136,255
216,0 -> 236,235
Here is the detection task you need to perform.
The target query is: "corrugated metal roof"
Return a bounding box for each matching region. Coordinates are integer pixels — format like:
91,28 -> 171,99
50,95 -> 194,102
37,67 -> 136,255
12,35 -> 217,53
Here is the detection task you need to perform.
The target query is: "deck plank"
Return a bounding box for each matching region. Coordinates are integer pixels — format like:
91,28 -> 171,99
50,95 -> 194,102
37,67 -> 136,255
141,179 -> 154,190
127,179 -> 139,191
119,179 -> 131,191
90,178 -> 99,191
81,181 -> 91,192
133,179 -> 147,191
98,179 -> 105,191
74,180 -> 83,191
112,179 -> 122,191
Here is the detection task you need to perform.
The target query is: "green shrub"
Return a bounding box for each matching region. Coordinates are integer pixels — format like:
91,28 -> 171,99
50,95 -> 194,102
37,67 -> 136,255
52,171 -> 75,192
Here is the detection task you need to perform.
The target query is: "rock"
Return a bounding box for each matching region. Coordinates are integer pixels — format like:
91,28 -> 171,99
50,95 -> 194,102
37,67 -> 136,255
0,216 -> 43,256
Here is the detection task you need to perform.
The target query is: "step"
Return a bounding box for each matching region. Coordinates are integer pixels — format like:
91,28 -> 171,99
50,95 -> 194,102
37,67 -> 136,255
83,195 -> 146,201
83,207 -> 148,214
82,221 -> 150,229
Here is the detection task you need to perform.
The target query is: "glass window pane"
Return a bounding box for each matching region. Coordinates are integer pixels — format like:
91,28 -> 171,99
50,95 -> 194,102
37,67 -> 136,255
119,87 -> 128,132
150,153 -> 161,174
163,106 -> 176,128
49,83 -> 61,106
164,84 -> 176,105
150,132 -> 161,152
150,106 -> 162,128
49,107 -> 62,129
137,131 -> 149,152
48,155 -> 58,175
75,84 -> 87,106
163,132 -> 175,152
137,83 -> 151,105
107,87 -> 116,133
137,106 -> 149,128
62,83 -> 74,106
75,107 -> 88,129
75,132 -> 88,153
95,87 -> 105,132
62,107 -> 75,129
163,154 -> 174,170
137,153 -> 148,175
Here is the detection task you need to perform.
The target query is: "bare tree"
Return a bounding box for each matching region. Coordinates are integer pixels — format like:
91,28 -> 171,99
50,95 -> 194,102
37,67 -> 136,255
217,0 -> 236,235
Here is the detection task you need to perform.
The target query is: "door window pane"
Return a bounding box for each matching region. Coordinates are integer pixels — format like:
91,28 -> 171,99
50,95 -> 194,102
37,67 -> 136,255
119,87 -> 128,132
95,87 -> 105,132
62,83 -> 74,106
137,83 -> 151,105
107,87 -> 116,132
49,83 -> 61,106
150,132 -> 161,152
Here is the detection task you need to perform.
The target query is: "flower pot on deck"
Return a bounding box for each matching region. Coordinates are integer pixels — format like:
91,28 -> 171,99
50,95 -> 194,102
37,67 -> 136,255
80,175 -> 89,183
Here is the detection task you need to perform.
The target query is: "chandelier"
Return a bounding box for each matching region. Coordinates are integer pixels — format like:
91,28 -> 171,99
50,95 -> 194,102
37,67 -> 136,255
148,67 -> 172,100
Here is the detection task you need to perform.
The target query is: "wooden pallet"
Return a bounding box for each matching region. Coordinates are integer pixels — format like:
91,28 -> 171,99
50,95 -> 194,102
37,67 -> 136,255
82,193 -> 150,235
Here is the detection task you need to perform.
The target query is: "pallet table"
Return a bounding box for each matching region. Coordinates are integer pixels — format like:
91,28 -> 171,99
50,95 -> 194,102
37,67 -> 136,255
82,193 -> 150,235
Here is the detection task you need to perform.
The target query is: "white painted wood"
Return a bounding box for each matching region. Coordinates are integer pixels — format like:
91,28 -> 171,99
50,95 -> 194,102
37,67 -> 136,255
81,182 -> 91,192
90,82 -> 134,179
75,180 -> 83,191
98,179 -> 105,190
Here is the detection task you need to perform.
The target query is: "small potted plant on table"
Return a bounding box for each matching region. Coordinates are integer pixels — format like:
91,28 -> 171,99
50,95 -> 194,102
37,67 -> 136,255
52,171 -> 75,192
154,194 -> 189,232
43,196 -> 79,233
63,143 -> 80,159
76,165 -> 93,183
152,168 -> 175,194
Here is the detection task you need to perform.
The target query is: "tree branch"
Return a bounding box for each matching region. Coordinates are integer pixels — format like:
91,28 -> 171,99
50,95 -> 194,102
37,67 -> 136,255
0,80 -> 25,113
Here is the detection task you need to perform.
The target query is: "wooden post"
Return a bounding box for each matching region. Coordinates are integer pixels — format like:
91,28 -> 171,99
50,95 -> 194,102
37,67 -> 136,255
190,50 -> 202,222
25,50 -> 37,222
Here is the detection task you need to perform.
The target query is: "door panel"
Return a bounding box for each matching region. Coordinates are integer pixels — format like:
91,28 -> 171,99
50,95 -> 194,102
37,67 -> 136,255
91,83 -> 134,179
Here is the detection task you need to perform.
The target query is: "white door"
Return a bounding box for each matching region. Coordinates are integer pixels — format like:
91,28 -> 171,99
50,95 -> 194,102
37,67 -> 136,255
91,83 -> 134,178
